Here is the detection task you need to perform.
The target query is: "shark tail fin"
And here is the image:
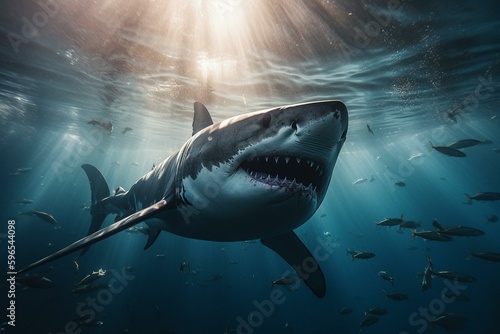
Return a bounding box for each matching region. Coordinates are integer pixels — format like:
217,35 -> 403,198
81,164 -> 111,256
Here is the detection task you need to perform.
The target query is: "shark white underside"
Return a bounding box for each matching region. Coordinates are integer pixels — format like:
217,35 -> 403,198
18,100 -> 348,298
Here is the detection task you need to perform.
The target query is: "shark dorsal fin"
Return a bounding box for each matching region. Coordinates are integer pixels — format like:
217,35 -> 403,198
192,102 -> 214,135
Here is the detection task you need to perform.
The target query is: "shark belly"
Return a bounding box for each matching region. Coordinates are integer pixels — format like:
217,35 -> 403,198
152,202 -> 313,241
168,165 -> 317,241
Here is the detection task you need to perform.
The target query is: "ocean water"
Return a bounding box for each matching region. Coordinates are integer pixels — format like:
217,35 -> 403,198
1,0 -> 500,333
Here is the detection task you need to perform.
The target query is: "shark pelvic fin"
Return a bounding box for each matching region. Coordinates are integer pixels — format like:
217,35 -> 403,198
192,102 -> 214,135
144,226 -> 161,250
18,199 -> 172,275
261,231 -> 326,298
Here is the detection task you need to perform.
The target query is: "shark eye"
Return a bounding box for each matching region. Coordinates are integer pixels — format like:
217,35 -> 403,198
259,114 -> 271,128
291,120 -> 298,131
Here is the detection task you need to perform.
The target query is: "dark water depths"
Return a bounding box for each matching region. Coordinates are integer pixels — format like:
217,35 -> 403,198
1,0 -> 500,333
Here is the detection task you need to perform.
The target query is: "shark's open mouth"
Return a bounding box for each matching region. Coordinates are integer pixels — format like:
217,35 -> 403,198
240,156 -> 323,196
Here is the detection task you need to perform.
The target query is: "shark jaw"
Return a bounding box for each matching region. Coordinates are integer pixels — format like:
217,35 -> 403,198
178,100 -> 348,240
241,155 -> 322,198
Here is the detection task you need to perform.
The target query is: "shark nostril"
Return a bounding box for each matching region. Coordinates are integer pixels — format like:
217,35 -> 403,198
291,121 -> 298,131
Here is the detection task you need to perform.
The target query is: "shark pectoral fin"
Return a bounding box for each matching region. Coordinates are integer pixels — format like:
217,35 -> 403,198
192,102 -> 214,135
80,211 -> 108,257
144,227 -> 161,250
18,199 -> 172,275
261,231 -> 326,298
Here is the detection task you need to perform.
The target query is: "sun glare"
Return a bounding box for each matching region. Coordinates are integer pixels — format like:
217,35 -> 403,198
54,0 -> 351,110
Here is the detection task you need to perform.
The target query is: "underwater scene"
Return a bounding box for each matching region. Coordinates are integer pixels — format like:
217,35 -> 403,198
1,0 -> 500,333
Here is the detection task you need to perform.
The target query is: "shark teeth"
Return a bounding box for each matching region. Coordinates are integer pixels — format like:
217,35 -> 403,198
245,155 -> 321,171
241,155 -> 323,197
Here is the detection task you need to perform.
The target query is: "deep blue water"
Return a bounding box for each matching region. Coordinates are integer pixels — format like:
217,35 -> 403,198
1,0 -> 500,333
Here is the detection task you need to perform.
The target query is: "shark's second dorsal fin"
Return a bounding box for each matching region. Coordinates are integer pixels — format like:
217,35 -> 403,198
192,102 -> 213,135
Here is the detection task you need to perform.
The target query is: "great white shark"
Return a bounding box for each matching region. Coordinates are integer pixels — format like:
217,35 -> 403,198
18,100 -> 348,298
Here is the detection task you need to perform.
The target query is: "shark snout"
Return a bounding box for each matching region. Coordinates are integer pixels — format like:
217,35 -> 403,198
319,100 -> 348,141
290,100 -> 348,155
334,102 -> 349,141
